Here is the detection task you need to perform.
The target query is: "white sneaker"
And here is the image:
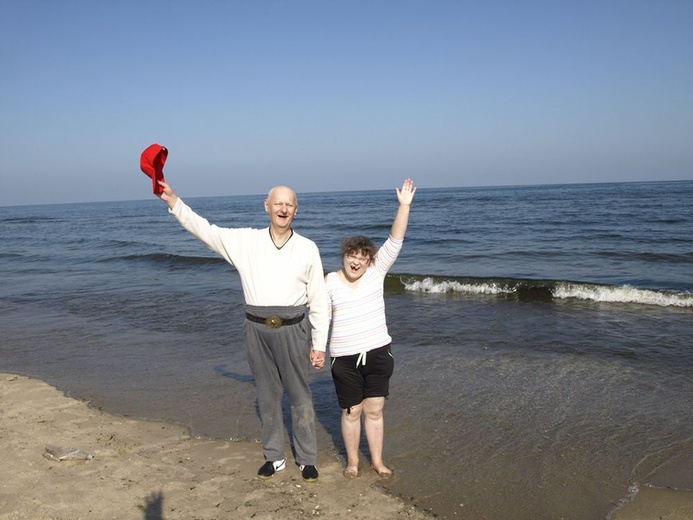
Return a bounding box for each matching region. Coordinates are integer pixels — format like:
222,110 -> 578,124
257,459 -> 286,479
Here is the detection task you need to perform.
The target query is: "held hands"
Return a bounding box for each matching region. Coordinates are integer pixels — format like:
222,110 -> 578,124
396,179 -> 416,206
310,349 -> 326,370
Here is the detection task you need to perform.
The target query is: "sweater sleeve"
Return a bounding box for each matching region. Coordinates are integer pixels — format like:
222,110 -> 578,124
305,243 -> 329,352
374,235 -> 403,275
169,198 -> 237,264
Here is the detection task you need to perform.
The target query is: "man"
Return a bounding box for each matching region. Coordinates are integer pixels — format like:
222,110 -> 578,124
156,179 -> 328,482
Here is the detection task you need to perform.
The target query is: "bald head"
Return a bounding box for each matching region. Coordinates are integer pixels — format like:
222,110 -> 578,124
266,186 -> 297,205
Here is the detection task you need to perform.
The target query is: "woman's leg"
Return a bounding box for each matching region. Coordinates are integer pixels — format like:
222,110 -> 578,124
363,396 -> 392,477
341,402 -> 363,477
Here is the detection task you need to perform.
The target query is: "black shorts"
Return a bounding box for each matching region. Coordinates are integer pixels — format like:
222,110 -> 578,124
331,344 -> 394,410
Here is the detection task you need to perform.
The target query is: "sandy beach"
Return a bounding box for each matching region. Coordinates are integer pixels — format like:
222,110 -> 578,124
0,373 -> 429,520
1,372 -> 692,520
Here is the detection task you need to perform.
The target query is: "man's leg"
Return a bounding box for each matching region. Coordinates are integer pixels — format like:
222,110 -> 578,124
244,323 -> 286,462
276,323 -> 317,466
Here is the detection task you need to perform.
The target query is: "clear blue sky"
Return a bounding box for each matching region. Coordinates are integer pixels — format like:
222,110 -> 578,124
2,1 -> 692,206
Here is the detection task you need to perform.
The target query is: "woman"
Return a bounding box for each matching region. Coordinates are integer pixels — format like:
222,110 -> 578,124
326,179 -> 416,479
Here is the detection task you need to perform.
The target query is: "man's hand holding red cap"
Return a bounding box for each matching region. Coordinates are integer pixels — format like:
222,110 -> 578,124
157,180 -> 179,209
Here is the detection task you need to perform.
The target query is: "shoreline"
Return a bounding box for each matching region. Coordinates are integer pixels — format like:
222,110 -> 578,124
1,372 -> 692,520
0,373 -> 429,520
609,448 -> 693,520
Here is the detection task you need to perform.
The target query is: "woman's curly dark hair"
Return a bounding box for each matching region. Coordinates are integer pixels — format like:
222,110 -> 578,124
340,235 -> 377,260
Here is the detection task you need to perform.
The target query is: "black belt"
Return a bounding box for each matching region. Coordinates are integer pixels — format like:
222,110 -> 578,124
245,313 -> 305,329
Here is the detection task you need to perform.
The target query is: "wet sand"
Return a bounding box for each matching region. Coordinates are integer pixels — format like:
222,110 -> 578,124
0,373 -> 428,519
1,372 -> 691,519
610,450 -> 693,520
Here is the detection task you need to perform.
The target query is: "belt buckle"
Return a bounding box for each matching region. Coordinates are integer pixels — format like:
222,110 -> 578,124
265,315 -> 283,329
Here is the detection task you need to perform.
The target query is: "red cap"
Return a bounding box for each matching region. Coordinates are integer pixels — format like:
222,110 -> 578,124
140,144 -> 168,195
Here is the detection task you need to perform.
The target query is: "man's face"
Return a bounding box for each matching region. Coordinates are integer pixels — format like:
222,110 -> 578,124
264,187 -> 298,231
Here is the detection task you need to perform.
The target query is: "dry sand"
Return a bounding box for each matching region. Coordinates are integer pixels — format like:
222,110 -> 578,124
1,372 -> 691,520
0,373 -> 428,520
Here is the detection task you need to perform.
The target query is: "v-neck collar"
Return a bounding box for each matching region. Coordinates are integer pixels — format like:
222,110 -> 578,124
269,228 -> 293,250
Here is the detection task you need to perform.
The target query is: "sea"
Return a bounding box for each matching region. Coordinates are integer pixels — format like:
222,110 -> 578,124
1,180 -> 692,520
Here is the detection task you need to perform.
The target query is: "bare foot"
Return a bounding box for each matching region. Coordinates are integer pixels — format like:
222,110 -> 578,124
371,464 -> 392,479
343,466 -> 359,479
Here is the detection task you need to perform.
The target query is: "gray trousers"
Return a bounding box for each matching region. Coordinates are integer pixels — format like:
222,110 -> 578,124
243,304 -> 317,465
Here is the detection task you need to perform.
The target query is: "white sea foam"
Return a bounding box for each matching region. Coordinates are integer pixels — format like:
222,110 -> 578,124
553,283 -> 693,307
402,277 -> 514,295
402,277 -> 693,307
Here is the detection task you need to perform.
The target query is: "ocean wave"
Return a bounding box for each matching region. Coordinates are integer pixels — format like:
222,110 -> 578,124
390,274 -> 693,308
0,216 -> 57,224
597,251 -> 693,264
102,252 -> 226,268
552,282 -> 692,307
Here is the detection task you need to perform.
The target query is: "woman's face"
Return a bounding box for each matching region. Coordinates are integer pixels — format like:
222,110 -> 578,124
342,250 -> 371,282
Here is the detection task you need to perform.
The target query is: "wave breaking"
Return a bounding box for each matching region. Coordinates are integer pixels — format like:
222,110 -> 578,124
390,274 -> 693,308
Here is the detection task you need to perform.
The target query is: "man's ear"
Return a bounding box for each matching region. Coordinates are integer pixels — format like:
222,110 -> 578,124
263,199 -> 269,212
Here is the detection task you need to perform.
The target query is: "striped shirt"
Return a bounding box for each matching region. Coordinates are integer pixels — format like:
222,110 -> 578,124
326,235 -> 403,357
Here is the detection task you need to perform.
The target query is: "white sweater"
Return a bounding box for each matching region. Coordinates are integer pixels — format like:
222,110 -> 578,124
326,236 -> 403,357
170,198 -> 329,351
